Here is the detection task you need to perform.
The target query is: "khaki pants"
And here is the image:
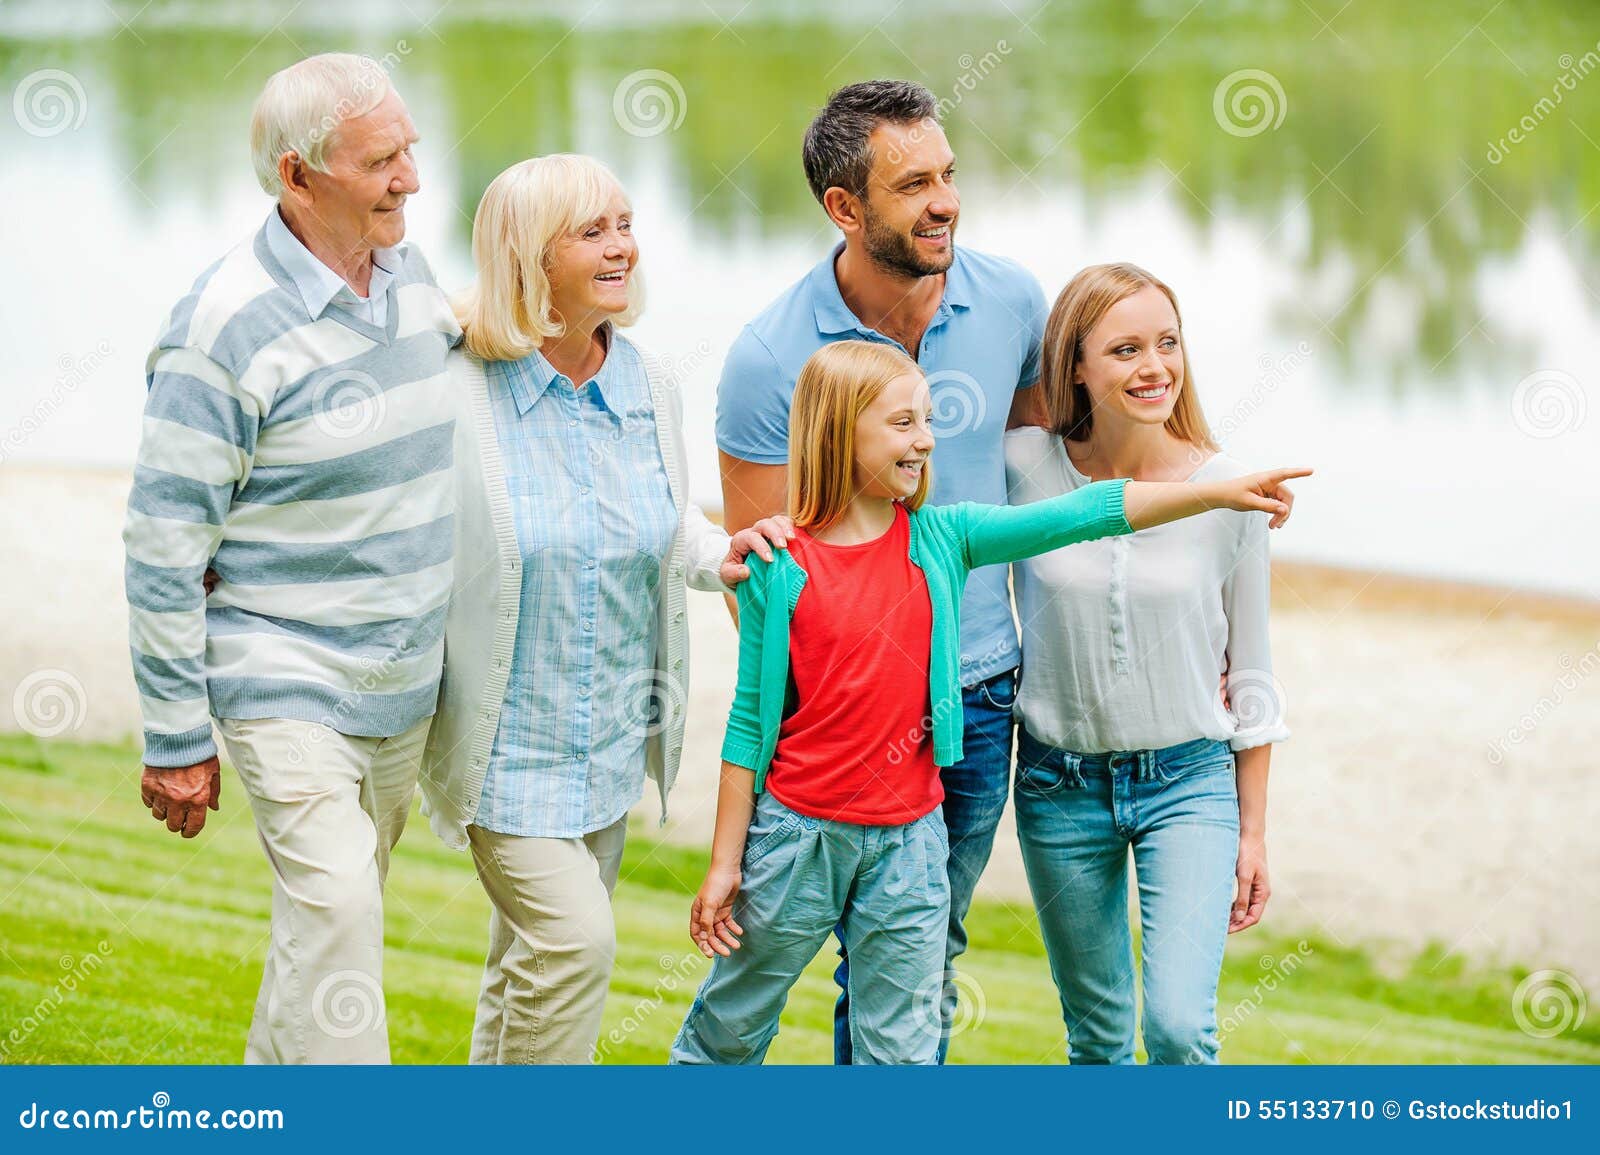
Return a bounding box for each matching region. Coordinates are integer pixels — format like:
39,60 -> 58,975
217,715 -> 429,1065
466,818 -> 627,1064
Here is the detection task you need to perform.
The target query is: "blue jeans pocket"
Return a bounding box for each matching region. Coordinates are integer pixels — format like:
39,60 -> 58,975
976,671 -> 1018,712
743,795 -> 805,867
1152,741 -> 1235,787
1016,754 -> 1073,795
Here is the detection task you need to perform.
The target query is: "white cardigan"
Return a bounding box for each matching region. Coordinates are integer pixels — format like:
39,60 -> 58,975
419,341 -> 732,851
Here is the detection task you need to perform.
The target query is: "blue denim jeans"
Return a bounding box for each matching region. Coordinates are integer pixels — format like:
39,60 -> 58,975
1013,729 -> 1239,1064
670,790 -> 951,1065
833,668 -> 1017,1064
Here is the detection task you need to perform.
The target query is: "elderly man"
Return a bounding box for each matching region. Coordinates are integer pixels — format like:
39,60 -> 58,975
123,53 -> 461,1063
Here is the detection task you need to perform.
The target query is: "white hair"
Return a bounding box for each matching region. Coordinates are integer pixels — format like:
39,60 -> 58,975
250,53 -> 392,196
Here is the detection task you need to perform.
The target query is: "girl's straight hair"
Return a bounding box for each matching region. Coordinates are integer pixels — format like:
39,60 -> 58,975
788,340 -> 932,531
1039,262 -> 1218,451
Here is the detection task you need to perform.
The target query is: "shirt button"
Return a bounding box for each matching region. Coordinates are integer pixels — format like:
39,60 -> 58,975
583,620 -> 594,632
569,419 -> 578,427
584,558 -> 596,569
673,660 -> 684,670
580,486 -> 591,496
960,656 -> 972,666
577,751 -> 588,762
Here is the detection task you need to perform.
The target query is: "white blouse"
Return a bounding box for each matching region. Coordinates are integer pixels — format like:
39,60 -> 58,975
1004,427 -> 1289,755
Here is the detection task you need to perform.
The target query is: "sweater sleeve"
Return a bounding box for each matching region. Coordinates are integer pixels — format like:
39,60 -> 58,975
124,345 -> 259,768
718,555 -> 771,769
958,479 -> 1132,569
1222,510 -> 1290,751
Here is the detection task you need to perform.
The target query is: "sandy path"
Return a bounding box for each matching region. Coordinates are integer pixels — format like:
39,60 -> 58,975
5,464 -> 1597,988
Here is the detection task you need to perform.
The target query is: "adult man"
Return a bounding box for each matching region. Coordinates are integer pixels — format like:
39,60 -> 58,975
715,80 -> 1046,1063
125,53 -> 461,1063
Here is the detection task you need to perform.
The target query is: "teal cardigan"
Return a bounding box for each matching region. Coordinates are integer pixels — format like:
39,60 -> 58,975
720,478 -> 1133,790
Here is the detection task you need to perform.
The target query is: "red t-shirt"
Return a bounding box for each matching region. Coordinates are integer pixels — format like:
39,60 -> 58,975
764,502 -> 942,825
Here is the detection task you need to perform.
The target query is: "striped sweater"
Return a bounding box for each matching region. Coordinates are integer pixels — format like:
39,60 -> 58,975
124,220 -> 462,768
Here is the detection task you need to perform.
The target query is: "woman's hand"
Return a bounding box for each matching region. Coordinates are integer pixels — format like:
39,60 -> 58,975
1229,835 -> 1270,933
1202,467 -> 1312,529
719,515 -> 795,586
690,866 -> 744,958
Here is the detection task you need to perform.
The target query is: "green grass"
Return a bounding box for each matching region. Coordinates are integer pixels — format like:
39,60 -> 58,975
1,734 -> 1595,1064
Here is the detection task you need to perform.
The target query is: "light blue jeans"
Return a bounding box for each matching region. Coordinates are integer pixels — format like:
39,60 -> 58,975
671,790 -> 951,1065
1013,730 -> 1240,1064
833,667 -> 1018,1064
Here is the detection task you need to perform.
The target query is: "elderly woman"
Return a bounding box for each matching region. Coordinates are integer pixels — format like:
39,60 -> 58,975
420,154 -> 789,1065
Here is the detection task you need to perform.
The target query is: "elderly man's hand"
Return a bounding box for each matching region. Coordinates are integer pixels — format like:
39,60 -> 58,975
141,757 -> 221,838
719,515 -> 795,587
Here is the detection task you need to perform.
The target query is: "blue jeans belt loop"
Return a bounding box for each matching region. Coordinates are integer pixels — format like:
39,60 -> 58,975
1061,750 -> 1085,789
1135,748 -> 1157,784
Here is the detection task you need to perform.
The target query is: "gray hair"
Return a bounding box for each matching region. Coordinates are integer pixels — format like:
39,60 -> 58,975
801,80 -> 938,204
250,53 -> 392,196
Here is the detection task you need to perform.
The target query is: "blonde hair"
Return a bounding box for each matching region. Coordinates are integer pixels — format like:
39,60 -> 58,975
1040,262 -> 1217,452
250,53 -> 392,196
454,154 -> 644,362
788,341 -> 932,530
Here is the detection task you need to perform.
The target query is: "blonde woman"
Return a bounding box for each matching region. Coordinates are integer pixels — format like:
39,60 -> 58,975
670,339 -> 1306,1064
1005,262 -> 1301,1064
419,154 -> 790,1065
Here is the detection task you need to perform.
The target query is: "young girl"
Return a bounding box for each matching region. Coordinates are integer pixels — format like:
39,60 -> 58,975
1005,262 -> 1295,1064
669,339 -> 1308,1065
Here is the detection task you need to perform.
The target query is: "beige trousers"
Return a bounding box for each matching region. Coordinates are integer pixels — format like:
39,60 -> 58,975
217,715 -> 429,1065
466,818 -> 627,1064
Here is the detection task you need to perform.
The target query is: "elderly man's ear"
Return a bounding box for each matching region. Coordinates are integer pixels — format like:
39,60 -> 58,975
277,151 -> 312,201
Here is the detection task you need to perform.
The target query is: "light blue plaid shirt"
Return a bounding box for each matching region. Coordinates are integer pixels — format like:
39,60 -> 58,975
475,331 -> 678,838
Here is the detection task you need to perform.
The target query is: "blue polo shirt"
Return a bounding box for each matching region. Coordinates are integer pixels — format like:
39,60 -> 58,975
715,242 -> 1047,687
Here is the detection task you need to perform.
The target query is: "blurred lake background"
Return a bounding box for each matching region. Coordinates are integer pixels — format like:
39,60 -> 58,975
2,0 -> 1598,594
1,1 -> 1598,1009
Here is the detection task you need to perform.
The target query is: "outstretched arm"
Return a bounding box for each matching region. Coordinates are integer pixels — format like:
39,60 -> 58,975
1123,467 -> 1311,532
